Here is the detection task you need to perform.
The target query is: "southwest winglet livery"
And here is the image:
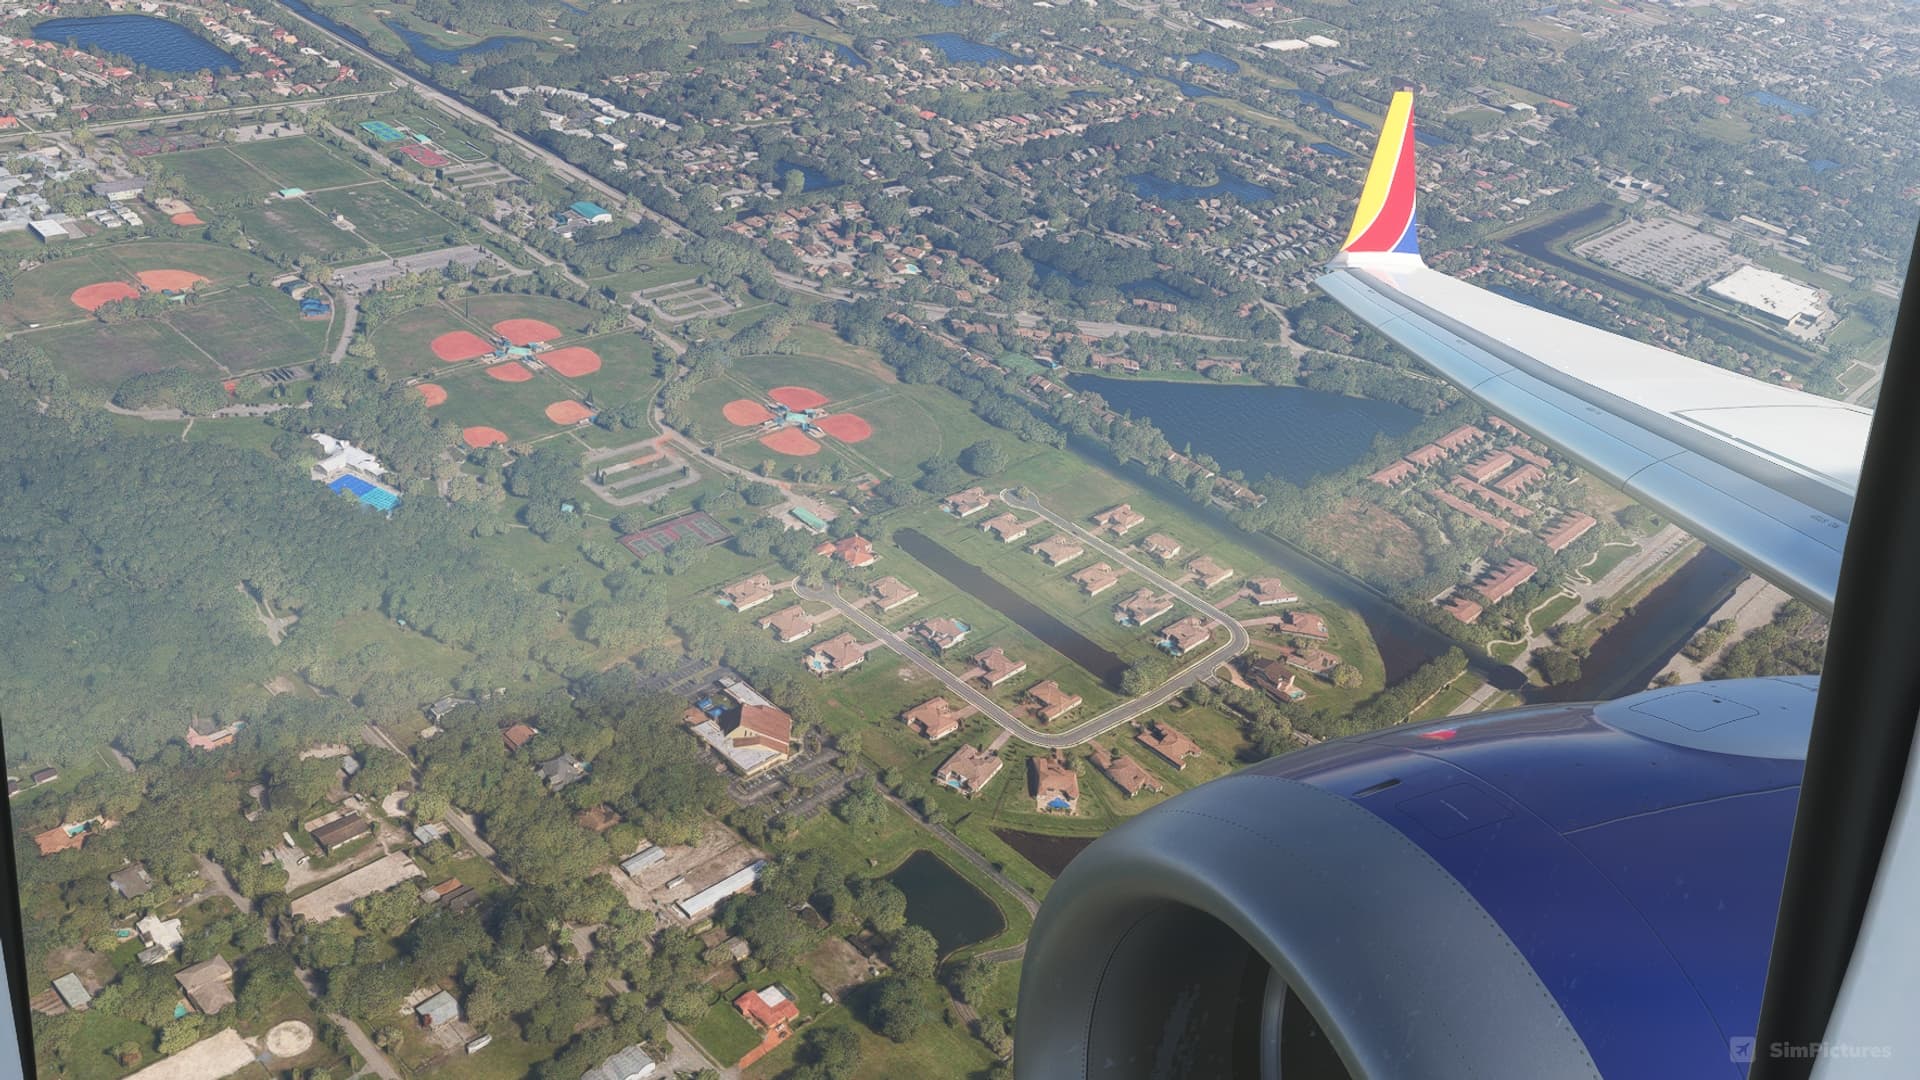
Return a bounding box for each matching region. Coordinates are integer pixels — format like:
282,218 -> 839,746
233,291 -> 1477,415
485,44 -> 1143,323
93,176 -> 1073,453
1322,90 -> 1866,613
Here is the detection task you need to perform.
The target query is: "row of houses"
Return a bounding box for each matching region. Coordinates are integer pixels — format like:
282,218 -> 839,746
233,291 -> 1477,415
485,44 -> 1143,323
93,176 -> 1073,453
932,720 -> 1204,812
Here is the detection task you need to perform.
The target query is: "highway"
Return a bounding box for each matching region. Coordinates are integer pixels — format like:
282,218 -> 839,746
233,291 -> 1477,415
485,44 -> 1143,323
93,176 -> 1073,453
796,493 -> 1249,750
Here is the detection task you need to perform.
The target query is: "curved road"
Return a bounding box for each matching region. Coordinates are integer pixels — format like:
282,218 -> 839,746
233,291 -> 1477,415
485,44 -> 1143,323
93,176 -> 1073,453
797,494 -> 1249,749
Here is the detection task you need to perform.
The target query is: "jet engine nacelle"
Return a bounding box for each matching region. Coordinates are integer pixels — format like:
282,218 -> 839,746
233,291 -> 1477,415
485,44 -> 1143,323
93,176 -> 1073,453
1014,678 -> 1817,1080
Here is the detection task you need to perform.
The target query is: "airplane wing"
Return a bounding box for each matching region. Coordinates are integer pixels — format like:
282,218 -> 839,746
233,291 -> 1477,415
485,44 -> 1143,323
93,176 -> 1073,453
1315,91 -> 1868,614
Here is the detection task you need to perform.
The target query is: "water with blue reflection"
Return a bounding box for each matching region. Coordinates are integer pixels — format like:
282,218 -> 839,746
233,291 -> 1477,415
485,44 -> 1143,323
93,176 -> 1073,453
1748,90 -> 1815,117
1310,141 -> 1354,158
1073,375 -> 1421,485
777,32 -> 867,68
918,33 -> 1016,64
381,20 -> 530,65
776,159 -> 841,192
32,15 -> 237,72
1126,171 -> 1275,202
1184,50 -> 1240,73
1098,58 -> 1215,98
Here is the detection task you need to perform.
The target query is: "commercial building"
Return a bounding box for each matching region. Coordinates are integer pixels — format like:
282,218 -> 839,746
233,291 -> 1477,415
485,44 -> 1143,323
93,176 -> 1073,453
1707,265 -> 1824,326
676,860 -> 766,920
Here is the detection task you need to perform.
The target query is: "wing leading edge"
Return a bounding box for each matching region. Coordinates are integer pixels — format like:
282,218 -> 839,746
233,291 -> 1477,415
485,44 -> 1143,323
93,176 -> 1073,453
1317,91 -> 1866,614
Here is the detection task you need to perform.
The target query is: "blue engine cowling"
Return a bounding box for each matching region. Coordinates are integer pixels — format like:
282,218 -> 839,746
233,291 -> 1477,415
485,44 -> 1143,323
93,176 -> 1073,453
1013,677 -> 1816,1079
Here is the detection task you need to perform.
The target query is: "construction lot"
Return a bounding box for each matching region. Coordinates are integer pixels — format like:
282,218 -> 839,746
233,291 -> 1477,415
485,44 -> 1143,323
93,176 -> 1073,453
607,819 -> 766,924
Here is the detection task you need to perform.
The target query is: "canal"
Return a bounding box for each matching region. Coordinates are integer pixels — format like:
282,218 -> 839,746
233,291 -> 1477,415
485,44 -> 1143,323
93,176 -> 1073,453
1502,204 -> 1830,372
1534,547 -> 1745,703
893,527 -> 1129,689
886,850 -> 1005,953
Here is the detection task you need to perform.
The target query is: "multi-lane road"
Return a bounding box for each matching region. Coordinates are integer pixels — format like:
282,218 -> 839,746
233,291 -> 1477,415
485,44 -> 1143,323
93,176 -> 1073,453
797,493 -> 1249,750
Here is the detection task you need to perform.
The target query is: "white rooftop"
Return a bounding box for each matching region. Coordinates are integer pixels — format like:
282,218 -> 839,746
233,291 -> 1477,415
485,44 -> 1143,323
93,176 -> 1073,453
137,913 -> 183,952
675,860 -> 765,920
1707,265 -> 1822,322
310,433 -> 387,477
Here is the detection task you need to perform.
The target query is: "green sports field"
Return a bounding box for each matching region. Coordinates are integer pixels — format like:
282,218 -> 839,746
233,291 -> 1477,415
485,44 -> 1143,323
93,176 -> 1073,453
167,287 -> 335,372
308,184 -> 457,253
236,199 -> 373,259
452,293 -> 601,339
149,146 -> 265,201
24,319 -> 218,385
0,251 -> 133,328
228,136 -> 374,190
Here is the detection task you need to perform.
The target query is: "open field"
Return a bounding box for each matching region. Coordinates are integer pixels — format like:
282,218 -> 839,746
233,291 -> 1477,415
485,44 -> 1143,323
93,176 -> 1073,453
310,184 -> 457,251
0,251 -> 134,327
23,319 -> 216,384
453,292 -> 601,339
149,145 -> 265,201
167,286 -> 334,371
228,135 -> 374,189
238,198 -> 372,259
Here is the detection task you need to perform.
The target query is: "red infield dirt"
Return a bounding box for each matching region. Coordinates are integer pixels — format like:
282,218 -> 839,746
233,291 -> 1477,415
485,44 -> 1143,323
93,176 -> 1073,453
137,269 -> 208,292
493,318 -> 561,346
485,361 -> 534,382
815,414 -> 873,443
545,400 -> 596,424
723,399 -> 775,426
430,331 -> 493,362
416,383 -> 448,407
769,386 -> 829,410
462,426 -> 509,448
542,346 -> 601,377
759,428 -> 822,456
169,212 -> 206,226
69,281 -> 140,311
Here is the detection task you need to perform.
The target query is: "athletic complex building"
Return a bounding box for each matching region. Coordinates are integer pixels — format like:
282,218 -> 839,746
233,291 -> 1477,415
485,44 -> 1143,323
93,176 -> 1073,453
310,433 -> 401,511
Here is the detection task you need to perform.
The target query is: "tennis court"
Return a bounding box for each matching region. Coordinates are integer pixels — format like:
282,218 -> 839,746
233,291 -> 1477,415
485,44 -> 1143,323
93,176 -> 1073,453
327,473 -> 401,510
361,120 -> 407,142
620,511 -> 733,557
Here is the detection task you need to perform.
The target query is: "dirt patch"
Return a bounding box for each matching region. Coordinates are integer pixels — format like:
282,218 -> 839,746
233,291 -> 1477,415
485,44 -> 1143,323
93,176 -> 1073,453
45,946 -> 111,986
806,936 -> 882,997
493,318 -> 561,345
265,1020 -> 315,1058
431,330 -> 494,362
416,383 -> 448,406
759,428 -> 821,456
542,346 -> 601,377
769,385 -> 829,410
815,413 -> 872,443
545,399 -> 595,424
137,269 -> 208,292
723,399 -> 774,426
485,361 -> 533,382
69,281 -> 140,311
463,425 -> 509,448
169,211 -> 206,226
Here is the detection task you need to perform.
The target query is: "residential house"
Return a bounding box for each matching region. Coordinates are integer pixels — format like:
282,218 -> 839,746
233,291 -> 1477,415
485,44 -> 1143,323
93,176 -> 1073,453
536,754 -> 586,790
426,696 -> 473,722
185,721 -> 240,750
1463,451 -> 1516,485
308,813 -> 372,854
1158,616 -> 1214,656
869,576 -> 919,611
1186,556 -> 1234,589
108,864 -> 152,899
967,647 -> 1027,687
1092,504 -> 1146,535
1540,511 -> 1597,553
175,956 -> 235,1015
1369,460 -> 1417,486
1435,425 -> 1487,453
1030,534 -> 1085,566
1245,577 -> 1299,606
736,985 -> 800,1031
720,573 -> 777,612
1494,463 -> 1546,496
583,1043 -> 659,1080
1138,723 -> 1202,769
501,723 -> 538,752
814,534 -> 877,567
913,617 -> 971,652
415,990 -> 460,1027
942,487 -> 993,517
903,699 -> 969,741
1031,755 -> 1079,813
1114,588 -> 1174,626
1070,562 -> 1123,596
1403,444 -> 1448,468
1443,596 -> 1484,624
1474,559 -> 1538,605
757,604 -> 817,643
804,633 -> 870,675
1026,681 -> 1083,724
1245,658 -> 1307,702
1092,748 -> 1161,797
1275,611 -> 1330,639
1279,646 -> 1343,677
980,512 -> 1032,543
137,913 -> 184,964
934,745 -> 1004,796
1140,533 -> 1183,561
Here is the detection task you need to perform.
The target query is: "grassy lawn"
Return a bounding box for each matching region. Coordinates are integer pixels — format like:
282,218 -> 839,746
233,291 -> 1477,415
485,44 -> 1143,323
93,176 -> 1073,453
104,239 -> 278,288
589,262 -> 703,295
150,145 -> 271,201
169,287 -> 332,372
431,363 -> 586,448
237,198 -> 373,260
452,293 -> 600,339
23,318 -> 218,387
741,1001 -> 996,1080
228,136 -> 375,190
371,301 -> 483,377
1579,541 -> 1639,582
0,250 -> 135,328
50,1010 -> 156,1080
309,184 -> 458,252
691,999 -> 765,1066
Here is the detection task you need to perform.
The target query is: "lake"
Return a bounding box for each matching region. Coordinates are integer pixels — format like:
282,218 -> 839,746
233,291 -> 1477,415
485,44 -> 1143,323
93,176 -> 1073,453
918,34 -> 1017,65
893,528 -> 1129,688
1127,170 -> 1275,203
993,828 -> 1093,878
1071,375 -> 1422,486
776,33 -> 867,68
886,850 -> 1004,953
380,19 -> 531,66
33,15 -> 237,73
776,158 -> 841,193
1098,59 -> 1216,99
1184,51 -> 1240,74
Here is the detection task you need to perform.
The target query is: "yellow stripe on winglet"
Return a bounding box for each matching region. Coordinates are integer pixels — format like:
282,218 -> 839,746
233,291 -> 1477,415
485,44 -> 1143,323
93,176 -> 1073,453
1342,91 -> 1414,250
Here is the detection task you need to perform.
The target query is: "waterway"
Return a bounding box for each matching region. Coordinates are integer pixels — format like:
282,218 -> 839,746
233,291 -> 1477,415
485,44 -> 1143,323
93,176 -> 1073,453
1072,375 -> 1421,486
33,15 -> 238,72
1126,171 -> 1275,203
776,33 -> 867,68
1502,203 -> 1828,371
1534,548 -> 1745,703
380,20 -> 532,66
886,850 -> 1005,953
893,528 -> 1129,688
993,828 -> 1093,878
918,33 -> 1017,65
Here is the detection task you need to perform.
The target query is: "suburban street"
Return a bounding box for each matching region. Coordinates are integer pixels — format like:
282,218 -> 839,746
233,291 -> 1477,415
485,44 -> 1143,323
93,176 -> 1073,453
799,493 -> 1248,749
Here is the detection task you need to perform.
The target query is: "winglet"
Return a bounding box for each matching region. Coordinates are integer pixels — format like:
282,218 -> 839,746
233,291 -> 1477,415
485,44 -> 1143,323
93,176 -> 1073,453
1338,90 -> 1421,261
